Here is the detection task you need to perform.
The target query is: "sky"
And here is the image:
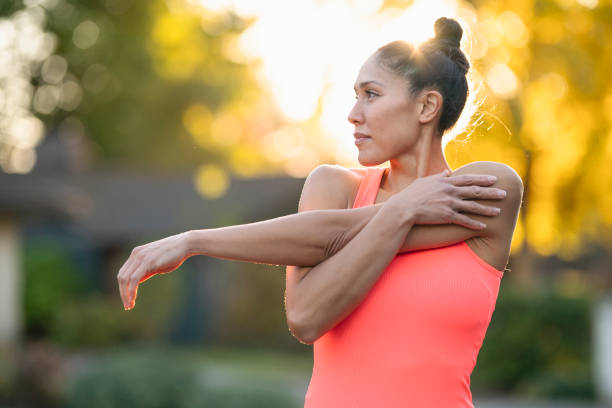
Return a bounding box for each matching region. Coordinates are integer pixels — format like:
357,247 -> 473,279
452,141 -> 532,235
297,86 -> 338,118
193,0 -> 484,165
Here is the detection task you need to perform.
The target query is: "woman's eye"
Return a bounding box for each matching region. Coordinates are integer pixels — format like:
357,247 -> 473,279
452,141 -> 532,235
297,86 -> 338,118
354,91 -> 378,99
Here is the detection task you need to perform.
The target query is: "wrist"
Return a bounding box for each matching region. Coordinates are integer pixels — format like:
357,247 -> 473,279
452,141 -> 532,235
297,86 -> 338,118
183,229 -> 209,258
381,200 -> 416,230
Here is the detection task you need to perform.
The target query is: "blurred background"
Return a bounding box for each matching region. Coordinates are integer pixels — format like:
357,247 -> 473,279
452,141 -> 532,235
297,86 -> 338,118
0,0 -> 611,407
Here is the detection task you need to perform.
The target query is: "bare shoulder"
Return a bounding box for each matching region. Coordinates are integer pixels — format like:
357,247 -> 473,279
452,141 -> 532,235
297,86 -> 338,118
453,161 -> 523,196
452,160 -> 522,181
299,164 -> 357,212
347,167 -> 368,176
451,161 -> 524,270
452,161 -> 523,216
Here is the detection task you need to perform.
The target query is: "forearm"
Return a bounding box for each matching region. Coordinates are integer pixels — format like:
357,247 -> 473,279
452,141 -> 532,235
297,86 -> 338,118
185,191 -> 480,268
292,204 -> 414,342
185,206 -> 379,266
185,203 -> 473,268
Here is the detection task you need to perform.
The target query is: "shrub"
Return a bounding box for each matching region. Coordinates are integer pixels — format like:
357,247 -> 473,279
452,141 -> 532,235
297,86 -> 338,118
64,351 -> 299,408
471,284 -> 595,399
23,241 -> 87,339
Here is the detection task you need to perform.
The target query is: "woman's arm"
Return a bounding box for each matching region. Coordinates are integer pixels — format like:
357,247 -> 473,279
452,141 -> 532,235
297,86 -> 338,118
283,165 -> 510,344
285,197 -> 414,344
117,165 -> 504,310
184,169 -> 505,266
185,205 -> 380,265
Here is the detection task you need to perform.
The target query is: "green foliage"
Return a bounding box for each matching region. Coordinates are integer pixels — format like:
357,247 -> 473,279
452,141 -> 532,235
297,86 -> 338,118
43,0 -> 257,170
471,284 -> 595,399
23,240 -> 87,338
65,353 -> 201,408
215,262 -> 296,350
49,295 -> 131,347
47,269 -> 183,348
23,238 -> 184,348
64,351 -> 299,408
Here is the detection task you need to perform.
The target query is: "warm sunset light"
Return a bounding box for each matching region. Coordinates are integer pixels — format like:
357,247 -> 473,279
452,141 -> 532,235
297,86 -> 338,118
194,163 -> 230,198
1,0 -> 609,260
196,0 -> 470,168
3,3 -> 612,406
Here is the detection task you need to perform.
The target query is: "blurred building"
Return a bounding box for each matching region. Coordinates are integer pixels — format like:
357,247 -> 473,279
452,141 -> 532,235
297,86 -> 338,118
0,129 -> 304,346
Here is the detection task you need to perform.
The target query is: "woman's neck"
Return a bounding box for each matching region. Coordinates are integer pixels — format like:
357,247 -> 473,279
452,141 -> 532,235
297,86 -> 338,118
381,131 -> 451,194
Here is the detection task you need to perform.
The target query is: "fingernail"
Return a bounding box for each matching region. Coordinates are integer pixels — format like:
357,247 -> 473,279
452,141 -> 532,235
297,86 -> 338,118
479,222 -> 486,228
488,176 -> 497,182
498,189 -> 506,197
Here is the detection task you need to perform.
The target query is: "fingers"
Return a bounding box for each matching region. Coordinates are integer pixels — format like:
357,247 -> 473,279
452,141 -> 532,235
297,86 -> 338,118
117,257 -> 135,310
130,286 -> 139,310
454,185 -> 507,200
117,250 -> 143,310
450,213 -> 487,230
447,174 -> 497,186
453,198 -> 501,217
126,263 -> 146,310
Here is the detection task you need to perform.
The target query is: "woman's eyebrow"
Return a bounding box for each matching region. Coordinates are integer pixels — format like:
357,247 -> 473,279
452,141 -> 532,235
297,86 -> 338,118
353,80 -> 384,91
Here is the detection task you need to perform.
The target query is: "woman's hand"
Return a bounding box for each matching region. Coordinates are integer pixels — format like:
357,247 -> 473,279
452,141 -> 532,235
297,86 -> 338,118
117,231 -> 191,310
385,170 -> 506,230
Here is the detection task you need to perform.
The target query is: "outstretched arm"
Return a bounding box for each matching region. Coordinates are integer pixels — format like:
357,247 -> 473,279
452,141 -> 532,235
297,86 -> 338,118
183,165 -> 505,265
117,165 -> 504,310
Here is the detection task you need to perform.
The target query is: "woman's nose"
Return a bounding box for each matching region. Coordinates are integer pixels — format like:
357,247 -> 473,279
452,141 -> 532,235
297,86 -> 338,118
348,102 -> 363,125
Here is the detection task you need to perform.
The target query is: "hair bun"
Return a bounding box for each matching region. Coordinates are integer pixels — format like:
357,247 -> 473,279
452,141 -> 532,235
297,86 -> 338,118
434,17 -> 462,49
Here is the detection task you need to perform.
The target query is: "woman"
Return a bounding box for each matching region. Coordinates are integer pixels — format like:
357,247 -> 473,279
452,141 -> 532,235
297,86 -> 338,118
117,17 -> 522,407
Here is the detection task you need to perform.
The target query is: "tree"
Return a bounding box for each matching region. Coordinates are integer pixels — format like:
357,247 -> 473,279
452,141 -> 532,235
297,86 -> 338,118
0,0 -> 280,175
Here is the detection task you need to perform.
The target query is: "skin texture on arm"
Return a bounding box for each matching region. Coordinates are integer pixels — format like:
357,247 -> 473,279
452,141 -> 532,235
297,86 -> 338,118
401,161 -> 524,270
185,163 -> 506,266
117,163 -> 513,311
344,161 -> 523,270
284,171 -> 416,344
284,161 -> 520,344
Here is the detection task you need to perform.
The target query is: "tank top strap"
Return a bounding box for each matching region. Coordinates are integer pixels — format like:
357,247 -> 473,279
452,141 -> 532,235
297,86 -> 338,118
352,167 -> 387,208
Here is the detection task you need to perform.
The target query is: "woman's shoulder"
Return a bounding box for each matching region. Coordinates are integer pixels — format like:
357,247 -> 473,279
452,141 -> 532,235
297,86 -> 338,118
452,161 -> 523,189
302,165 -> 370,210
452,161 -> 523,204
300,165 -> 357,210
451,161 -> 524,271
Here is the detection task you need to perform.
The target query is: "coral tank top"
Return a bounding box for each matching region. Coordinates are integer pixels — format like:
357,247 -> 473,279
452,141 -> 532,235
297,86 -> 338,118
303,167 -> 504,408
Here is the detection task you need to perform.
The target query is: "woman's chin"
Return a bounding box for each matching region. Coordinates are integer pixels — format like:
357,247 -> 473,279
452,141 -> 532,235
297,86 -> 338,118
357,153 -> 386,167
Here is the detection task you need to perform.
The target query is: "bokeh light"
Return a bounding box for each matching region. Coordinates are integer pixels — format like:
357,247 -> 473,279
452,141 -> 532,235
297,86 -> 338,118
0,0 -> 608,259
485,63 -> 518,99
72,20 -> 100,50
194,163 -> 230,198
0,2 -> 82,174
195,0 -> 471,167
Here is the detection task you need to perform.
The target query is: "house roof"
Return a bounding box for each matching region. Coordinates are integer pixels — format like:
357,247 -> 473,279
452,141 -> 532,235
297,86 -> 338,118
0,134 -> 305,245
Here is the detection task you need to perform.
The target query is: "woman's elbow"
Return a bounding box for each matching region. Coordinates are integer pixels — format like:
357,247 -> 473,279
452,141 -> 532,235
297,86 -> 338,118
286,311 -> 319,345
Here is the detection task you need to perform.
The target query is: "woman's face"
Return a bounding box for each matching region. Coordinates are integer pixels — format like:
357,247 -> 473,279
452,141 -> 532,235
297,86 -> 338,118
349,54 -> 421,166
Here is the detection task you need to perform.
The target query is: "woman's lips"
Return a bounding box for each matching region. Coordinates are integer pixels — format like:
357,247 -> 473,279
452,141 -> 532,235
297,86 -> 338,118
354,133 -> 371,145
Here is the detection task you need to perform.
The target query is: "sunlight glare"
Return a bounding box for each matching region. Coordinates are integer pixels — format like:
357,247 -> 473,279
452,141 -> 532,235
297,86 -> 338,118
486,63 -> 518,99
221,0 -> 461,162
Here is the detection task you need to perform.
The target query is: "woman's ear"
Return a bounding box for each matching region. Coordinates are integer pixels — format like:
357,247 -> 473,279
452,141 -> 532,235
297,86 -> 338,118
417,89 -> 443,124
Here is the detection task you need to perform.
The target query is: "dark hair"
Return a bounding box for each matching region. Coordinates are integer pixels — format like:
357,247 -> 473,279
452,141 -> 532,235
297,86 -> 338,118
375,17 -> 470,135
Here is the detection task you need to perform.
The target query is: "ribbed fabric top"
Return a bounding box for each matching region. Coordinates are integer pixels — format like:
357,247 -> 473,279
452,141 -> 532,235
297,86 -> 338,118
303,167 -> 503,408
